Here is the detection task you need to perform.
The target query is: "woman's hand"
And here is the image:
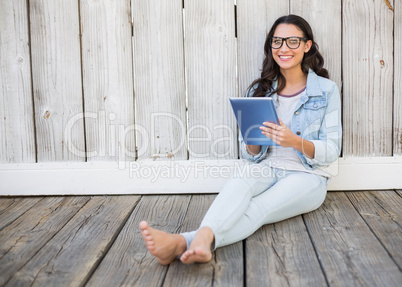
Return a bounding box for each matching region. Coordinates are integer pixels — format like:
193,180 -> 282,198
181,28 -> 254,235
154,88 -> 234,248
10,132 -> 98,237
260,119 -> 297,147
260,119 -> 315,158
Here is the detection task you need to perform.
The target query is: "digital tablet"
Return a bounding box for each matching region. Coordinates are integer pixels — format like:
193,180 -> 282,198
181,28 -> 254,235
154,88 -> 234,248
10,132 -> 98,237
229,97 -> 279,145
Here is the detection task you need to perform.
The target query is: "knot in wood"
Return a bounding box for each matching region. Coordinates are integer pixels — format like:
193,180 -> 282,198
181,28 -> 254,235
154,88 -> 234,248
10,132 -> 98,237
44,111 -> 51,119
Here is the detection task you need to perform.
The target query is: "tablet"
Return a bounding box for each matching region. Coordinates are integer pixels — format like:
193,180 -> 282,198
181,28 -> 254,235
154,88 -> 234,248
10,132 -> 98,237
229,97 -> 279,145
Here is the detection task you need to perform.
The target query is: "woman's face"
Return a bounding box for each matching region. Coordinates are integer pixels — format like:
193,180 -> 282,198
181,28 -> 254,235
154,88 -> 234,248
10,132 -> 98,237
271,24 -> 312,73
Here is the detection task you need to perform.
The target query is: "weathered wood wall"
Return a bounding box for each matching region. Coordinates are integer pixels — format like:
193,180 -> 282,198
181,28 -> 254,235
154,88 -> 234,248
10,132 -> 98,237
0,0 -> 36,163
343,0 -> 394,156
0,0 -> 400,164
30,0 -> 85,162
81,0 -> 135,162
395,0 -> 402,155
132,0 -> 186,160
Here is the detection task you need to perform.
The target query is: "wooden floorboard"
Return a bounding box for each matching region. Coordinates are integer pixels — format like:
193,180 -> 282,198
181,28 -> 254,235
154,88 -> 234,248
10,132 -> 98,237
0,196 -> 90,286
163,195 -> 217,287
347,190 -> 402,268
86,195 -> 191,287
246,215 -> 327,287
5,196 -> 140,287
213,240 -> 244,286
0,197 -> 43,230
0,191 -> 400,287
304,192 -> 402,287
163,195 -> 245,287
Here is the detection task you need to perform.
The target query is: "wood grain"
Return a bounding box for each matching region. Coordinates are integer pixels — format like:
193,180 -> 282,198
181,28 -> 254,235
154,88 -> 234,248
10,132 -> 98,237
132,0 -> 187,160
347,190 -> 402,268
29,0 -> 85,161
0,0 -> 36,163
165,195 -> 243,286
213,239 -> 244,286
342,0 -> 394,156
246,216 -> 326,287
185,0 -> 237,160
86,195 -> 191,287
0,196 -> 89,285
0,192 -> 400,285
0,0 -> 400,163
394,0 -> 402,155
164,195 -> 216,287
0,197 -> 43,230
236,0 -> 288,98
80,0 -> 135,162
291,0 -> 342,90
304,192 -> 401,286
6,196 -> 140,287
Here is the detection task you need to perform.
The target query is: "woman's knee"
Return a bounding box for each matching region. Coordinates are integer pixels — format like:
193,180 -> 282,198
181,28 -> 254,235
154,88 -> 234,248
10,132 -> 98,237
221,177 -> 271,197
296,174 -> 327,211
310,179 -> 327,210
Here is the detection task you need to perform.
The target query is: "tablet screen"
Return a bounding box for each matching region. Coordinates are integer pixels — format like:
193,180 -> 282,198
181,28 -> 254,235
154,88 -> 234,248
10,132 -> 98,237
229,97 -> 279,145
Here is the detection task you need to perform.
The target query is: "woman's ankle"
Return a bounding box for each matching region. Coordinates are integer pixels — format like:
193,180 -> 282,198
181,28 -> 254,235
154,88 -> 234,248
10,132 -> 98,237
175,234 -> 188,255
197,227 -> 215,245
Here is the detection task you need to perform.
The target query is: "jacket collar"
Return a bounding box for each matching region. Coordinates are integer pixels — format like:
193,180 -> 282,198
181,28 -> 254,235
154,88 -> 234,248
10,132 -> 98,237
305,69 -> 323,98
268,69 -> 323,111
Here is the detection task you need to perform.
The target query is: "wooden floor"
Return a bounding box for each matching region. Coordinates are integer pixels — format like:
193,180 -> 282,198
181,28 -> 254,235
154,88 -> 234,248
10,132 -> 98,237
0,191 -> 401,287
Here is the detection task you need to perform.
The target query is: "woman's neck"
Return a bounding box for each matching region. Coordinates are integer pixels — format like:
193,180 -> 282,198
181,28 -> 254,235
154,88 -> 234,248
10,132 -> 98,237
279,68 -> 307,93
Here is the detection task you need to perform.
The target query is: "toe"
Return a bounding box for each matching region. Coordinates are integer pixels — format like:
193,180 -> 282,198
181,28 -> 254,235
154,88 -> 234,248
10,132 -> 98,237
139,221 -> 148,230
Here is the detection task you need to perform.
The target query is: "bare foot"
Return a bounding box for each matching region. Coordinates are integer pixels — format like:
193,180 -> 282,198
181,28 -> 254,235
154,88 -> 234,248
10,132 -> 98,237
180,227 -> 214,264
139,221 -> 187,265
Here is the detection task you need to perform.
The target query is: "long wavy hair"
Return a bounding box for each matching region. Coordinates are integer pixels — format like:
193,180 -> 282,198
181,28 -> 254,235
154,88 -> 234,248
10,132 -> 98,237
248,14 -> 329,98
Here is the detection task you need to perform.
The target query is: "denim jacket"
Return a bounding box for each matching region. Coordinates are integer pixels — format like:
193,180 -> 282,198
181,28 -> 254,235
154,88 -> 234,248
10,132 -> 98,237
240,69 -> 342,171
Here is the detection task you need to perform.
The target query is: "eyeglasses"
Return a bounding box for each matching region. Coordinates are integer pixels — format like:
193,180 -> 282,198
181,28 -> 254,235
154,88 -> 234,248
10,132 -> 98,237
269,37 -> 308,49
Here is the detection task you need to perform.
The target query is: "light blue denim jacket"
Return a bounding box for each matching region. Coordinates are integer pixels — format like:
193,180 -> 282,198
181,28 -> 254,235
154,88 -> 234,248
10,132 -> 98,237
240,69 -> 342,171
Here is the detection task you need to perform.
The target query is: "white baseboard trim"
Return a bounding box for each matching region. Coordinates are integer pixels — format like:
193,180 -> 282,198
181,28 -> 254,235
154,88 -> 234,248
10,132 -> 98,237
1,157 -> 401,195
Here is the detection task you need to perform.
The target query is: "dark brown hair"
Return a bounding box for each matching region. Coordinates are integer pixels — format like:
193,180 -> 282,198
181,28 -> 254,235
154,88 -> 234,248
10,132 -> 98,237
248,14 -> 329,98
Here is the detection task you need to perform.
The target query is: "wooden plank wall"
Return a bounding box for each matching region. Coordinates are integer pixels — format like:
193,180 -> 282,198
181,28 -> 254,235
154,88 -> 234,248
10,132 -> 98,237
185,0 -> 237,160
395,0 -> 401,156
29,0 -> 85,162
0,0 -> 400,164
343,0 -> 394,156
132,0 -> 186,160
80,0 -> 135,162
0,0 -> 36,163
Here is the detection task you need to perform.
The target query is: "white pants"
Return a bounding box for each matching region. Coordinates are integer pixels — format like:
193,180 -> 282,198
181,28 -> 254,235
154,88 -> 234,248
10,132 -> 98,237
181,167 -> 327,249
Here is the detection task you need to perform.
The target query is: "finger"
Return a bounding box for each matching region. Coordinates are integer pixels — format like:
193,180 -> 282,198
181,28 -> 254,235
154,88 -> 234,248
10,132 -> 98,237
262,131 -> 280,144
262,121 -> 279,128
278,118 -> 285,127
264,127 -> 279,136
260,126 -> 274,132
261,130 -> 274,139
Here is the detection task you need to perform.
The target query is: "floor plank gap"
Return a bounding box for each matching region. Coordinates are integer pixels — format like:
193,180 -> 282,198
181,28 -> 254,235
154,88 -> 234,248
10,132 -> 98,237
81,196 -> 142,286
301,213 -> 330,287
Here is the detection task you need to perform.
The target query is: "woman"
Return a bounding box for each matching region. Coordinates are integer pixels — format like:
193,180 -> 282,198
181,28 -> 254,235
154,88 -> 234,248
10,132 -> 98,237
139,14 -> 342,265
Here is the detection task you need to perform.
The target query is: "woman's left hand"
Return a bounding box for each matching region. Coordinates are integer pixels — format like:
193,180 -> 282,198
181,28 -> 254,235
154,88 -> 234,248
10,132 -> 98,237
260,119 -> 298,148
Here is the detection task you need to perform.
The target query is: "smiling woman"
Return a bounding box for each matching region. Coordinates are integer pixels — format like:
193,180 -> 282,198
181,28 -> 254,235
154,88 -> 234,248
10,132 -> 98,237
139,14 -> 343,265
249,15 -> 329,100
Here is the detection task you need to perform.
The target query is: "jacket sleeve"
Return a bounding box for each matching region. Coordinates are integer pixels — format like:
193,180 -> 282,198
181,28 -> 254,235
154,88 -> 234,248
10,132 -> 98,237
305,83 -> 342,166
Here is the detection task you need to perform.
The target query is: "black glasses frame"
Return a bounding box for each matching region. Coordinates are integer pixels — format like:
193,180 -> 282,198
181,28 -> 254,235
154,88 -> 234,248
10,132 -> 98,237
269,37 -> 308,49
